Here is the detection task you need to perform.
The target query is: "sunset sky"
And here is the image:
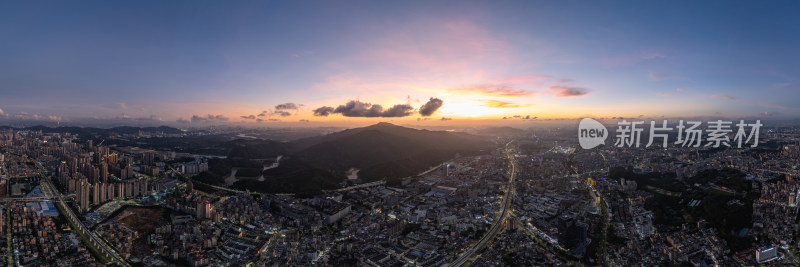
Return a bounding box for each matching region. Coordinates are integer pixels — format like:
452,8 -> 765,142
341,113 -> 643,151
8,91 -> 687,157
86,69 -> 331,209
1,1 -> 798,126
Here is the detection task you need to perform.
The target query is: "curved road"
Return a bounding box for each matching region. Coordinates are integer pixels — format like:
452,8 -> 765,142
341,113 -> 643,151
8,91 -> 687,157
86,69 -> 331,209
449,140 -> 517,266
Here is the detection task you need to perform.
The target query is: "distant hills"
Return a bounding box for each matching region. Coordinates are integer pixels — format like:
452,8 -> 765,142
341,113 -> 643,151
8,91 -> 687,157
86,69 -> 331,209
4,123 -> 493,194
0,125 -> 183,136
224,122 -> 493,193
475,126 -> 527,137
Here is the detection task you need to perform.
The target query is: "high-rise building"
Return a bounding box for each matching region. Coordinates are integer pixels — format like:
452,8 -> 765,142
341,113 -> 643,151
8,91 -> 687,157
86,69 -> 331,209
106,183 -> 114,201
140,179 -> 149,196
558,214 -> 587,250
100,162 -> 108,184
125,181 -> 133,197
92,183 -> 101,205
142,152 -> 156,166
196,201 -> 212,219
77,180 -> 90,213
115,183 -> 125,199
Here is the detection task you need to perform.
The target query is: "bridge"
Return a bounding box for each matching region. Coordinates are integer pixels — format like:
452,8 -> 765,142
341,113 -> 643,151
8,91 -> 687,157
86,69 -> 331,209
331,160 -> 450,193
0,196 -> 56,202
332,180 -> 386,192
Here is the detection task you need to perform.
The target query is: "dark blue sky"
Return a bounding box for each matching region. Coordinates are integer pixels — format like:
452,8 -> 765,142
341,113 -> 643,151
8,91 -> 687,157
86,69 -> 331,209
1,1 -> 798,125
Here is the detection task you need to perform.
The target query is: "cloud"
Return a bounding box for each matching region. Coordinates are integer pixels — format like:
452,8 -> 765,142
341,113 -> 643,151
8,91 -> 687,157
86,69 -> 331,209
256,105 -> 301,118
0,108 -> 4,116
268,118 -> 280,122
315,100 -> 414,117
504,115 -> 536,120
498,74 -> 551,84
381,104 -> 415,117
309,19 -> 517,95
648,71 -> 680,81
6,112 -> 62,122
241,115 -> 256,120
176,118 -> 189,123
714,95 -> 791,110
450,84 -> 533,97
274,111 -> 292,117
275,103 -> 300,111
448,75 -> 549,97
557,78 -> 574,83
546,86 -> 589,97
299,119 -> 310,122
118,115 -> 162,121
658,88 -> 691,96
256,118 -> 264,122
772,82 -> 791,89
418,98 -> 444,116
191,115 -> 207,122
291,50 -> 314,58
600,52 -> 666,67
440,117 -> 452,121
711,94 -> 737,100
313,106 -> 335,116
190,114 -> 229,123
713,93 -> 794,110
482,100 -> 533,108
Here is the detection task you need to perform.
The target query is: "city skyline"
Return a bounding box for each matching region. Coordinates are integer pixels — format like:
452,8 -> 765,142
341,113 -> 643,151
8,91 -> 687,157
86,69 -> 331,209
1,1 -> 799,127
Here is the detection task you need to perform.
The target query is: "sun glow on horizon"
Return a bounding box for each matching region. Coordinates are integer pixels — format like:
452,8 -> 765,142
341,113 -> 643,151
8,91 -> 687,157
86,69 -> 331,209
438,100 -> 528,118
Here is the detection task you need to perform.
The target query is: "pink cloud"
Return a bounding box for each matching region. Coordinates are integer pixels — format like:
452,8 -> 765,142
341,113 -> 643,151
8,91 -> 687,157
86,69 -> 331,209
361,20 -> 511,73
497,74 -> 551,84
482,100 -> 533,108
312,18 -> 516,94
449,84 -> 533,97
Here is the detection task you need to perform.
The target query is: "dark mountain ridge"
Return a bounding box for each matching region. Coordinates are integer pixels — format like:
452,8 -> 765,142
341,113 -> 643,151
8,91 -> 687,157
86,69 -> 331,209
223,122 -> 493,193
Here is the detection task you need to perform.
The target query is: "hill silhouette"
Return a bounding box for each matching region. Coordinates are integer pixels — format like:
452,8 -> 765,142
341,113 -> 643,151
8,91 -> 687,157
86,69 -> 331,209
290,122 -> 491,179
222,122 -> 492,193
